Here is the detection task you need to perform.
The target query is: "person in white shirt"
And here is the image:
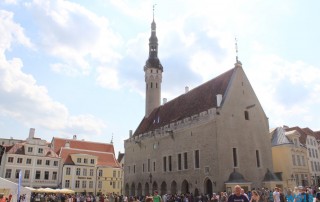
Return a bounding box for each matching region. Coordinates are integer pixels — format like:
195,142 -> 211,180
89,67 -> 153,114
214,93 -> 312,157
273,187 -> 280,202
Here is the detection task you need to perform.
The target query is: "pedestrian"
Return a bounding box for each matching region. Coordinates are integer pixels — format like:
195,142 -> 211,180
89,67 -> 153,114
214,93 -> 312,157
227,185 -> 249,202
250,190 -> 260,202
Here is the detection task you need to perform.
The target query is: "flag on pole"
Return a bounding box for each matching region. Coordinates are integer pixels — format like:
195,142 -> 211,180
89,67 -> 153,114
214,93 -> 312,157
17,170 -> 22,202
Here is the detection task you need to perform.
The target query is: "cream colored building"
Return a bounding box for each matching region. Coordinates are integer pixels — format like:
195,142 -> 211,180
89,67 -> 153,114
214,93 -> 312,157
271,127 -> 309,190
52,136 -> 122,195
124,17 -> 277,196
0,128 -> 61,188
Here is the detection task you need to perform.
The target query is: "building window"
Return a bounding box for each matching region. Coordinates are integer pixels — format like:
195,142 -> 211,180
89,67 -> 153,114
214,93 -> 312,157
156,83 -> 158,88
65,180 -> 70,188
98,170 -> 103,177
52,172 -> 57,180
37,159 -> 42,165
244,111 -> 249,120
8,157 -> 13,163
309,149 -> 312,157
26,159 -> 31,164
91,159 -> 95,164
35,171 -> 41,179
76,168 -> 80,176
294,139 -> 298,147
301,156 -> 305,166
118,171 -> 120,178
89,181 -> 93,188
113,181 -> 116,189
256,150 -> 261,167
24,170 -> 30,179
178,153 -> 182,171
83,168 -> 87,176
297,155 -> 301,166
312,149 -> 315,158
75,180 -> 80,188
184,152 -> 188,169
98,181 -> 102,189
46,160 -> 50,166
15,169 -> 20,179
66,167 -> 71,175
233,148 -> 238,167
77,158 -> 81,163
195,150 -> 200,169
38,148 -> 43,154
28,147 -> 33,153
292,155 -> 296,166
151,82 -> 153,88
163,156 -> 167,172
82,181 -> 86,188
169,156 -> 172,171
148,159 -> 150,172
316,150 -> 319,158
5,169 -> 12,178
113,170 -> 116,177
53,161 -> 58,166
143,163 -> 145,172
134,165 -> 136,173
17,158 -> 23,164
84,158 -> 88,164
44,171 -> 49,180
90,169 -> 94,176
153,161 -> 156,172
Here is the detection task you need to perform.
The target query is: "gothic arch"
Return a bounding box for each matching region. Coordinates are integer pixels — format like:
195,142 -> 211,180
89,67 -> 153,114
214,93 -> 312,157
137,183 -> 142,197
160,181 -> 167,195
181,180 -> 189,194
152,181 -> 158,193
144,182 -> 150,196
131,182 -> 136,196
171,181 -> 177,195
194,188 -> 199,197
125,183 -> 129,196
204,178 -> 213,197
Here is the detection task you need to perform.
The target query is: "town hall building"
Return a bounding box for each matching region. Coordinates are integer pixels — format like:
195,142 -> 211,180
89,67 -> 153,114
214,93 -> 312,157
124,16 -> 279,196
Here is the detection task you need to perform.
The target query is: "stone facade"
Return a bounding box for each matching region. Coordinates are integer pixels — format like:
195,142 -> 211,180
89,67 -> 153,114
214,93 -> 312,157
124,17 -> 275,196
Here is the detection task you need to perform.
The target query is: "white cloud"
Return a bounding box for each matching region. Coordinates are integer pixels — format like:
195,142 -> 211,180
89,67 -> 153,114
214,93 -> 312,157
0,9 -> 107,135
96,67 -> 120,90
25,0 -> 122,76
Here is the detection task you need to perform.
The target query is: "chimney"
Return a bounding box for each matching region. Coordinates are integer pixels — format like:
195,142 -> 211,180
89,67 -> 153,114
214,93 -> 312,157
185,86 -> 189,93
73,135 -> 77,140
65,141 -> 70,148
216,94 -> 222,107
129,130 -> 133,138
163,98 -> 167,105
29,128 -> 35,139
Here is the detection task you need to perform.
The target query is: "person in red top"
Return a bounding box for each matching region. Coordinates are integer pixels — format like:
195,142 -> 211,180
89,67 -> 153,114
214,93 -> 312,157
0,193 -> 6,202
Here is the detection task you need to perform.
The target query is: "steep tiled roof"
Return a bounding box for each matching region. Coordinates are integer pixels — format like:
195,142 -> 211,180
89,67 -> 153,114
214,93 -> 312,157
52,137 -> 115,155
134,67 -> 236,136
59,147 -> 120,168
6,142 -> 59,158
314,131 -> 320,140
117,152 -> 124,163
285,126 -> 309,145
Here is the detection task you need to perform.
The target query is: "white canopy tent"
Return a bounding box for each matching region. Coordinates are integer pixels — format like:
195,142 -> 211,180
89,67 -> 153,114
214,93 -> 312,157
0,177 -> 32,202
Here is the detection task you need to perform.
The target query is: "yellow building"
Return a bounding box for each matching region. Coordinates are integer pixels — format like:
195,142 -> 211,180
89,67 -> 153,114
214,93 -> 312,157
271,127 -> 309,190
52,136 -> 122,195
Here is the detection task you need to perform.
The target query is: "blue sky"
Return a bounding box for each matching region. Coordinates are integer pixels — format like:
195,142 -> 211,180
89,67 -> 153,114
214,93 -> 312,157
1,0 -> 320,154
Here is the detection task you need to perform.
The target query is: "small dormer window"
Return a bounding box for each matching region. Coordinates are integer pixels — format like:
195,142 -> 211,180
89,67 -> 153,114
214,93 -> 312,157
77,158 -> 81,163
91,159 -> 95,164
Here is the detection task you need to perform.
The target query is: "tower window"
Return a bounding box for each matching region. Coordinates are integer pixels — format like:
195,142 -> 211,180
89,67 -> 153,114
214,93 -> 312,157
233,148 -> 238,167
256,150 -> 260,167
156,83 -> 158,88
244,111 -> 249,120
151,82 -> 153,88
151,70 -> 153,73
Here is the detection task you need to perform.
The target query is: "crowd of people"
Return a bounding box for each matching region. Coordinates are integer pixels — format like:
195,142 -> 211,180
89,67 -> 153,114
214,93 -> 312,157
2,185 -> 320,202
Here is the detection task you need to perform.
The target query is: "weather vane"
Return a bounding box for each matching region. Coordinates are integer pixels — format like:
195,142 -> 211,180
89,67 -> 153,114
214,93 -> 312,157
235,37 -> 239,63
153,4 -> 157,20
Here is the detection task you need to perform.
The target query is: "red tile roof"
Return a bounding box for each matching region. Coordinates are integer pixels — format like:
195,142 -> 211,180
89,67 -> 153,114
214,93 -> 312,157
285,126 -> 311,145
59,147 -> 120,168
51,137 -> 115,155
6,142 -> 59,158
134,67 -> 236,136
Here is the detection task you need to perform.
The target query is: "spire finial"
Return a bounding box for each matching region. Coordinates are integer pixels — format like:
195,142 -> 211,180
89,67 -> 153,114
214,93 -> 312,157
235,37 -> 239,63
153,4 -> 157,21
110,133 -> 113,144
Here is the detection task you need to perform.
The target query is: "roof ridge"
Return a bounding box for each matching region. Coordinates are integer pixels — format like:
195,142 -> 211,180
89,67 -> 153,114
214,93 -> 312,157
53,137 -> 113,146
